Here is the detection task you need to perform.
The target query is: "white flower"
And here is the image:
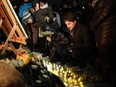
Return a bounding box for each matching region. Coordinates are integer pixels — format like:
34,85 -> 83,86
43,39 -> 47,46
36,80 -> 42,83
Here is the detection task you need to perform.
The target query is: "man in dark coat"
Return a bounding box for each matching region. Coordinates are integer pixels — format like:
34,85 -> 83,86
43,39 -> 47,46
62,12 -> 95,68
31,0 -> 55,51
90,0 -> 116,83
32,0 -> 54,29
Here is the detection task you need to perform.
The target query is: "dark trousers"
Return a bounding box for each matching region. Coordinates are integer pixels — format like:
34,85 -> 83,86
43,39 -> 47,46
95,44 -> 116,82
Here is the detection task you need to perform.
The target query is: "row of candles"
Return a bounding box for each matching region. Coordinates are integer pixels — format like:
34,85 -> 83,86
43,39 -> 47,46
42,59 -> 85,87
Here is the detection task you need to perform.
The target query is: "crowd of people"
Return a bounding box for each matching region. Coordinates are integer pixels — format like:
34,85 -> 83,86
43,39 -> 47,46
0,0 -> 115,86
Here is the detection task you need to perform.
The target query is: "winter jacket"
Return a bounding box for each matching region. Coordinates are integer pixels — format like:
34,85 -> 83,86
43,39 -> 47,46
33,3 -> 54,28
64,22 -> 94,60
90,0 -> 116,45
66,22 -> 93,50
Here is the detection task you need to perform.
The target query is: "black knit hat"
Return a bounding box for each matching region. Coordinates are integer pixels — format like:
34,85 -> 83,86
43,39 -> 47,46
38,0 -> 46,4
32,0 -> 39,7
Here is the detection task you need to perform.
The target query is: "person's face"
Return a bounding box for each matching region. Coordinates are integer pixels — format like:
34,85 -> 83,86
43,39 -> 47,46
34,3 -> 40,11
40,2 -> 45,7
65,20 -> 76,31
28,18 -> 33,23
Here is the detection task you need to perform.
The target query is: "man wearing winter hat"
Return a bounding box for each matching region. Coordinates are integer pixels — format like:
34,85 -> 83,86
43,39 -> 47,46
18,0 -> 32,23
32,0 -> 54,29
18,0 -> 33,49
31,0 -> 55,52
32,0 -> 47,9
38,0 -> 47,7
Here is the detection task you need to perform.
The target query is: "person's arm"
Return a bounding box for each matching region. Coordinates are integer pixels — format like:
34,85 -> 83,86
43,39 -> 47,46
73,25 -> 91,49
47,7 -> 54,22
91,0 -> 112,29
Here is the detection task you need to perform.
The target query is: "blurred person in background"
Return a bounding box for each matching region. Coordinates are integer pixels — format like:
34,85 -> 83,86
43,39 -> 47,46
32,0 -> 54,30
18,0 -> 34,50
90,0 -> 116,84
32,0 -> 60,53
18,0 -> 32,22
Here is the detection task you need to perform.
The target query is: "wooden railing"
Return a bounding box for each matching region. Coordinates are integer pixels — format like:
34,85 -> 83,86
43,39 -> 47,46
0,0 -> 28,54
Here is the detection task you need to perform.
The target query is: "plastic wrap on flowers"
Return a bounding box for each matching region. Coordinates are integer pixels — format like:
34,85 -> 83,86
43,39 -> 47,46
16,47 -> 32,65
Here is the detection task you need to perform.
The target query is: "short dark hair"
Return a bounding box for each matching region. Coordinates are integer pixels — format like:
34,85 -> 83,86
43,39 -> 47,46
0,61 -> 26,87
62,12 -> 77,22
